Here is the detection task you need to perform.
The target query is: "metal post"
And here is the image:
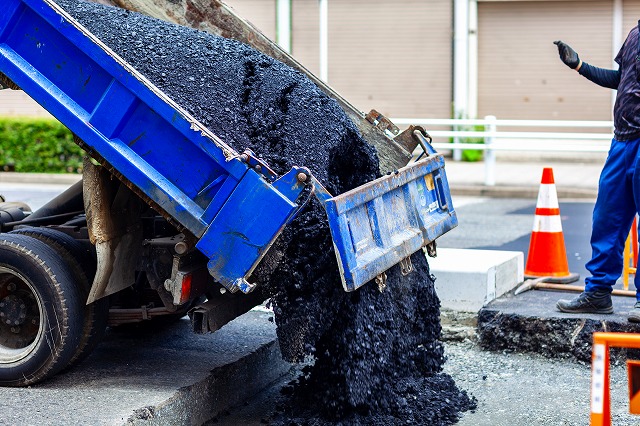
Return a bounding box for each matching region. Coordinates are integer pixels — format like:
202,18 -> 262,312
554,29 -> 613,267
612,0 -> 622,116
484,115 -> 496,186
276,0 -> 292,53
453,0 -> 470,161
319,0 -> 328,82
468,0 -> 478,119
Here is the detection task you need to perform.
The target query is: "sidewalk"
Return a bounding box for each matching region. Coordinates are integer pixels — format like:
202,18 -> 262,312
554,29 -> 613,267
0,171 -> 81,185
0,160 -> 603,199
444,159 -> 601,199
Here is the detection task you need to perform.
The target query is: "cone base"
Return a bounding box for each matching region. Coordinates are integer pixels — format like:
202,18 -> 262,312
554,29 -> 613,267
523,272 -> 580,284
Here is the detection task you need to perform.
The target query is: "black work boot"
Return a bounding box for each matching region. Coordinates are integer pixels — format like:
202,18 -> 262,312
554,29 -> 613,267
556,291 -> 613,314
629,302 -> 640,323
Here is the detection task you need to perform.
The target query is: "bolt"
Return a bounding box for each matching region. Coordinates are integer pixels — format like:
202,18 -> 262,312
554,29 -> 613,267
219,287 -> 227,295
10,327 -> 16,333
20,304 -> 25,310
6,283 -> 15,292
0,303 -> 4,308
14,320 -> 19,325
297,172 -> 308,183
32,319 -> 37,325
5,320 -> 10,325
240,153 -> 249,162
174,241 -> 189,255
255,164 -> 262,172
0,312 -> 4,317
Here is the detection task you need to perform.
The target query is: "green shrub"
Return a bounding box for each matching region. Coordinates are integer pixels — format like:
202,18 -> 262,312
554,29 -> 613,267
0,117 -> 82,173
460,124 -> 485,162
450,123 -> 485,162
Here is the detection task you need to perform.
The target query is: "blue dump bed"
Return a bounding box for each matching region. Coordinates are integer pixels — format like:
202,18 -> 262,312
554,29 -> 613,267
0,0 -> 457,293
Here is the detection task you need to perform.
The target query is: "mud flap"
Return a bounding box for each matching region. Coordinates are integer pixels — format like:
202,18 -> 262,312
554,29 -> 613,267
83,159 -> 143,303
313,154 -> 457,292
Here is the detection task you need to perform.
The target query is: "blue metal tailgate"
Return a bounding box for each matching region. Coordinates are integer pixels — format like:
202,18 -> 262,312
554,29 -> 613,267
314,154 -> 457,291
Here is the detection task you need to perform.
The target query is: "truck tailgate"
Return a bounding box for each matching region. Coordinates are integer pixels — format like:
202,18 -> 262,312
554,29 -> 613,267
314,154 -> 456,291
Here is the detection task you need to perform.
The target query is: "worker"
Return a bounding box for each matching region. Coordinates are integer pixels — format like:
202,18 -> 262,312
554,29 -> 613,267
553,31 -> 640,322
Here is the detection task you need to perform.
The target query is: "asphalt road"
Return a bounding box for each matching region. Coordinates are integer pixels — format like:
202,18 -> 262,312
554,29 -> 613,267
4,183 -> 634,425
440,196 -> 596,284
0,181 -> 71,211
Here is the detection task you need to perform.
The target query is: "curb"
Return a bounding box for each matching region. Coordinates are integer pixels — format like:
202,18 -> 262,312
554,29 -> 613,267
476,289 -> 640,364
0,311 -> 291,425
0,172 -> 81,185
0,173 -> 599,200
125,341 -> 291,426
450,184 -> 597,200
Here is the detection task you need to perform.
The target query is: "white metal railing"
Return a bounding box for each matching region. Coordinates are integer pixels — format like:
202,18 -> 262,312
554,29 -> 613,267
392,116 -> 614,186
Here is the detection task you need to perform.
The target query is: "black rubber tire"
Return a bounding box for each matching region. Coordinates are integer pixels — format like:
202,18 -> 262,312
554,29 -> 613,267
0,233 -> 84,386
10,227 -> 108,368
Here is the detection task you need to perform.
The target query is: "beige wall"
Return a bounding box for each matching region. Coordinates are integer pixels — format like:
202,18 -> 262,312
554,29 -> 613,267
224,0 -> 276,40
0,0 -> 453,121
478,0 -> 614,121
6,0 -> 630,123
232,0 -> 453,119
0,90 -> 50,118
623,2 -> 640,40
323,0 -> 452,118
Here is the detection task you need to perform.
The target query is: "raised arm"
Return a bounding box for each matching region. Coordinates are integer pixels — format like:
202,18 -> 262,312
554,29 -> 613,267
553,40 -> 620,89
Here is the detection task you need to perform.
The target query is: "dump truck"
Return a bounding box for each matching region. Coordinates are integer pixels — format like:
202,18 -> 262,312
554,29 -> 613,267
0,0 -> 457,386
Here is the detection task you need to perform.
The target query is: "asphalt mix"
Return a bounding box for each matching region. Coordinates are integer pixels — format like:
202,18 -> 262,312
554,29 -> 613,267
45,0 -> 477,424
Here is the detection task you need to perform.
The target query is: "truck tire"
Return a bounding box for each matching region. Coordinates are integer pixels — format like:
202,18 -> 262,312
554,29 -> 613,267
0,234 -> 84,386
10,227 -> 108,368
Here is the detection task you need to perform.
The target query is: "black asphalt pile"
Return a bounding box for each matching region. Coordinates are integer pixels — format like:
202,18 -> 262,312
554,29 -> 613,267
55,1 -> 475,423
269,253 -> 476,425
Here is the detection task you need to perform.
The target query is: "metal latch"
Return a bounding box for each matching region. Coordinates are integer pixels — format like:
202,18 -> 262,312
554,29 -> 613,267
366,109 -> 400,136
375,272 -> 387,292
412,129 -> 437,161
399,257 -> 413,276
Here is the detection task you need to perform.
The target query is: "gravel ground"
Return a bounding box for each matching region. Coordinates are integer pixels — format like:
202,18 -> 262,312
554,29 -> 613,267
445,340 -> 637,425
212,338 -> 640,425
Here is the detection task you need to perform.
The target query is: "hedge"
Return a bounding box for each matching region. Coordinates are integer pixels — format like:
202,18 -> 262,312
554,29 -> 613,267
0,117 -> 83,173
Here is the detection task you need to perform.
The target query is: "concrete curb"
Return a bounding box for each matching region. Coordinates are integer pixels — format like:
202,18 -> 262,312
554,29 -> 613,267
0,172 -> 81,184
450,185 -> 597,200
0,173 -> 599,200
476,289 -> 640,363
126,341 -> 291,426
0,310 -> 291,425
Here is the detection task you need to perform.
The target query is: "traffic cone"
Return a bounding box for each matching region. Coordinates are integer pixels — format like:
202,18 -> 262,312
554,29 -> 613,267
524,168 -> 579,283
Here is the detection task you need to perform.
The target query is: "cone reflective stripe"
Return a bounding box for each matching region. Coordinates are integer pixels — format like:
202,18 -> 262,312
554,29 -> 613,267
525,168 -> 578,281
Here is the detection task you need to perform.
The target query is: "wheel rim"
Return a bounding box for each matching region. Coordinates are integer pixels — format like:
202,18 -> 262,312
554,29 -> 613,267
0,266 -> 43,364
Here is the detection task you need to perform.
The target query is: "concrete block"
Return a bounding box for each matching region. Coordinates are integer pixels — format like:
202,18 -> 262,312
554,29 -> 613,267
429,248 -> 524,312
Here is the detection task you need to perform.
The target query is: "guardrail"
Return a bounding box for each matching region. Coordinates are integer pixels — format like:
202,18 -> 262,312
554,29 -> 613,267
392,116 -> 614,186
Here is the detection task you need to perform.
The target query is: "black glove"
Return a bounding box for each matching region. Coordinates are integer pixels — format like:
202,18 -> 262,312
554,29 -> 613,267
554,40 -> 580,69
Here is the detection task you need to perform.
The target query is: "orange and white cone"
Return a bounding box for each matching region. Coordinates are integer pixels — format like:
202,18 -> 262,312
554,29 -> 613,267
524,168 -> 579,283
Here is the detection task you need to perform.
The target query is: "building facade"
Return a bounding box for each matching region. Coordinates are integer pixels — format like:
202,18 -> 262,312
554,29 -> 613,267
1,0 -> 639,123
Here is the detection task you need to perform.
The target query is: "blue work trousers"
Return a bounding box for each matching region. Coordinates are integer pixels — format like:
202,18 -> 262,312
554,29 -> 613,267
585,137 -> 640,300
